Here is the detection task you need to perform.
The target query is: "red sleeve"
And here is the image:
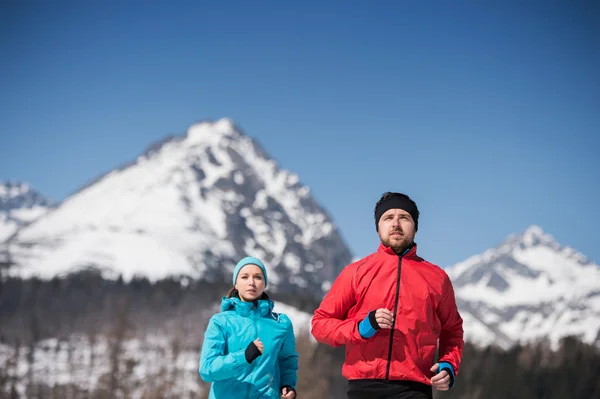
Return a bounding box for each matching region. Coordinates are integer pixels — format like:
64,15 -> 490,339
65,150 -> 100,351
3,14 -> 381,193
311,264 -> 364,347
436,272 -> 465,374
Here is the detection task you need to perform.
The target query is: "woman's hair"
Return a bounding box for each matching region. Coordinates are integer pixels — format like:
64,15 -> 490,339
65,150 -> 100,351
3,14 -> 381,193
227,287 -> 268,300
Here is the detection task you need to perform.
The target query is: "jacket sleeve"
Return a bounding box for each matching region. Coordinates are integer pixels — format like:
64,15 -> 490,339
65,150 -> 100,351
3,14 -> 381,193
311,265 -> 364,347
199,315 -> 251,382
436,273 -> 465,375
278,317 -> 299,389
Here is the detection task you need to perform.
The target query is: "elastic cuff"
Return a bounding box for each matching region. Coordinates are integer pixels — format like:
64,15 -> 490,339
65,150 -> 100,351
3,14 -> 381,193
245,342 -> 261,364
438,361 -> 455,388
368,310 -> 381,330
358,311 -> 379,339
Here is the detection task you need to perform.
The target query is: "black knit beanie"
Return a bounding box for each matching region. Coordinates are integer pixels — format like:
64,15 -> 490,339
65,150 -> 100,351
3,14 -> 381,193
374,194 -> 419,232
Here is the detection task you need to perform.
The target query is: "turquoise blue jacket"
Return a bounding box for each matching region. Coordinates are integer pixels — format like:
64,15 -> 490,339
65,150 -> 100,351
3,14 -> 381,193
199,296 -> 298,398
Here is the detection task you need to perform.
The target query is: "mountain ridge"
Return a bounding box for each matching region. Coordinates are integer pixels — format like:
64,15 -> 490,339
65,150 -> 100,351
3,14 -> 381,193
2,119 -> 353,297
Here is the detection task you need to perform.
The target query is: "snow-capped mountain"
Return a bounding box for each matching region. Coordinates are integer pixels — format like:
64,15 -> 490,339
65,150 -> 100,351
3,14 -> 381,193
448,225 -> 600,349
4,120 -> 598,351
2,119 -> 352,296
0,181 -> 53,242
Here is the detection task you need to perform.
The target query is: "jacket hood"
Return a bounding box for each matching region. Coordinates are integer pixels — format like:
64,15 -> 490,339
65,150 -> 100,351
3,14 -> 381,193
220,295 -> 274,317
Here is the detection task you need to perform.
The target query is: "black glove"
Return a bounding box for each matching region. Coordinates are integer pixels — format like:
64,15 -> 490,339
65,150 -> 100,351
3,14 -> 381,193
245,341 -> 262,364
281,385 -> 297,397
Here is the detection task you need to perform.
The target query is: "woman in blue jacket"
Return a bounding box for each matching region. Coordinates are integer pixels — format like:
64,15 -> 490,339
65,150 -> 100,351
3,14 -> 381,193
199,256 -> 298,399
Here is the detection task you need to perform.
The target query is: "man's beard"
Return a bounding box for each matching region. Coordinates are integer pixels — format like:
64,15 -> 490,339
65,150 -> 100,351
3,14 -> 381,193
382,232 -> 414,255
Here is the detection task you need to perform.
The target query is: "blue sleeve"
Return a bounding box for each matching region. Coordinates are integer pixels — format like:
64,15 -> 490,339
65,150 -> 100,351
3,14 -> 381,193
358,311 -> 379,339
438,361 -> 456,388
199,316 -> 251,382
278,318 -> 299,388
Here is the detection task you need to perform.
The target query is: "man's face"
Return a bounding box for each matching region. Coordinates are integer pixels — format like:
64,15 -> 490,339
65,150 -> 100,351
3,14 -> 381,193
378,208 -> 416,253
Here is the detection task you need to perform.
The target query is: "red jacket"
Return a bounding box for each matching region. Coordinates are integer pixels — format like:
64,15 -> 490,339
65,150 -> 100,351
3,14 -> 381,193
311,243 -> 464,385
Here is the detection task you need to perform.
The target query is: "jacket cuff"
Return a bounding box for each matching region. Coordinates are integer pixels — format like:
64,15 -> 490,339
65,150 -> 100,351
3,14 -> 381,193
358,310 -> 380,339
438,361 -> 455,388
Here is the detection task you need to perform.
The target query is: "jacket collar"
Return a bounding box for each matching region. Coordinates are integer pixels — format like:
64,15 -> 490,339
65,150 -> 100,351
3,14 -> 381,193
378,242 -> 418,258
220,295 -> 274,317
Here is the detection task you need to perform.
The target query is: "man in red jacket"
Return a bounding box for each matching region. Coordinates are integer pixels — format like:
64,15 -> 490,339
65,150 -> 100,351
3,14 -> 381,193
311,192 -> 464,399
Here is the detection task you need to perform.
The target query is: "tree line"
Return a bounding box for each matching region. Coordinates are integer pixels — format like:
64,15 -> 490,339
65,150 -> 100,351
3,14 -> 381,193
0,272 -> 598,398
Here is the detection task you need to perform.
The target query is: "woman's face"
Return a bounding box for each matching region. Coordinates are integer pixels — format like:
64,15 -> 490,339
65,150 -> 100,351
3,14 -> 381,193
235,264 -> 266,301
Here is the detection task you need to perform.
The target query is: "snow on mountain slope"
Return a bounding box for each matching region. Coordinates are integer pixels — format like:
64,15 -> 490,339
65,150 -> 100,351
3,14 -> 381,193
3,119 -> 352,296
448,225 -> 600,348
0,181 -> 53,242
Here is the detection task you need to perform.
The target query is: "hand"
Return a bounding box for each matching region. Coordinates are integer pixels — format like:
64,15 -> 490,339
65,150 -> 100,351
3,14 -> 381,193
254,338 -> 264,354
374,308 -> 394,329
281,386 -> 296,398
430,363 -> 451,391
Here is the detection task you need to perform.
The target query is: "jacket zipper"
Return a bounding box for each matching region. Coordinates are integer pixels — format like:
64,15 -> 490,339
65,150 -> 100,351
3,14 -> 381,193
385,254 -> 402,379
246,307 -> 260,399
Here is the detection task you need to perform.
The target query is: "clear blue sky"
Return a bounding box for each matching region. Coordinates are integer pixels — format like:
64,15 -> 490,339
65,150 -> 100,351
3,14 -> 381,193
2,1 -> 599,267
